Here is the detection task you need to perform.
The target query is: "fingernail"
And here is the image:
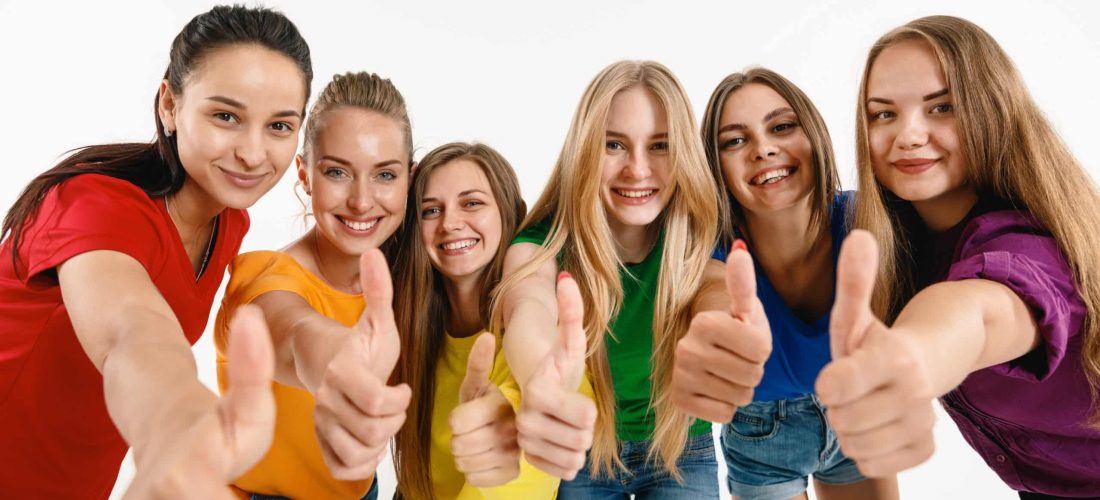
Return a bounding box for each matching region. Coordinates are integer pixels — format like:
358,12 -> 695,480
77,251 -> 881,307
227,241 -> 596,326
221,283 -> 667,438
558,271 -> 572,282
732,239 -> 747,253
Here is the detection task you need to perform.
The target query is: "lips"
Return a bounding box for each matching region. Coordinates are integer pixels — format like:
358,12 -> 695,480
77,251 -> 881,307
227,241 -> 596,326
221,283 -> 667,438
611,188 -> 659,205
892,158 -> 938,174
439,238 -> 479,256
750,166 -> 797,186
336,215 -> 381,236
218,167 -> 268,188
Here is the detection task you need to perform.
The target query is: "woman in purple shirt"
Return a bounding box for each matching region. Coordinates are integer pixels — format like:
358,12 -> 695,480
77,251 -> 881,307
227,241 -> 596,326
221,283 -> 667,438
813,15 -> 1100,499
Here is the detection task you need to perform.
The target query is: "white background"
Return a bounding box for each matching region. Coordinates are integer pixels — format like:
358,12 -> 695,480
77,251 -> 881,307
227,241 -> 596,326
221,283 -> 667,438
1,0 -> 1097,498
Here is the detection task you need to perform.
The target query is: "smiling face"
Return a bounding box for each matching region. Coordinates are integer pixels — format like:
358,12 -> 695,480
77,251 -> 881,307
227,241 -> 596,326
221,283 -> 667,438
299,107 -> 410,257
599,86 -> 674,235
716,83 -> 815,216
159,44 -> 306,210
419,159 -> 502,284
866,40 -> 970,208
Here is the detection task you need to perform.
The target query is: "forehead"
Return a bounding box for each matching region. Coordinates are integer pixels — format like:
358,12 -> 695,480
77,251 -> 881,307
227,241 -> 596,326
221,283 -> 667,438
722,83 -> 791,123
868,40 -> 947,96
424,159 -> 492,197
183,44 -> 307,112
312,107 -> 408,161
606,86 -> 667,132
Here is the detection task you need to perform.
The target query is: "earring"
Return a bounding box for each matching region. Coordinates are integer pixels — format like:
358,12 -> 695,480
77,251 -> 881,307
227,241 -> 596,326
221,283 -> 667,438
164,126 -> 174,137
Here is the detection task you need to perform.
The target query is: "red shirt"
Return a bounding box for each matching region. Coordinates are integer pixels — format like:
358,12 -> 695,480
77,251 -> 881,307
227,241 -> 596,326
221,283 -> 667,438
0,174 -> 248,498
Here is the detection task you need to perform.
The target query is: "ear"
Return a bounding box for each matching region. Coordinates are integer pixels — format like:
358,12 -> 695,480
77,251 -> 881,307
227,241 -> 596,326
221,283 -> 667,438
295,154 -> 310,194
410,160 -> 419,175
157,80 -> 178,134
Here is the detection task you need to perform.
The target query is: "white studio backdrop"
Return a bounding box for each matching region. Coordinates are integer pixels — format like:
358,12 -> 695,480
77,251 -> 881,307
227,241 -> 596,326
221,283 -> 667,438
1,0 -> 1097,498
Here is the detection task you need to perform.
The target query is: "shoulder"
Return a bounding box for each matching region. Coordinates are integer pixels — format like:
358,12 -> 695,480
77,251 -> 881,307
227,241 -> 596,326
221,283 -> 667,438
224,250 -> 322,303
957,210 -> 1058,259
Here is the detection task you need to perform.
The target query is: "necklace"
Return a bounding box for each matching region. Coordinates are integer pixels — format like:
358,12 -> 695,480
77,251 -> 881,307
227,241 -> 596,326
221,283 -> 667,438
165,196 -> 219,281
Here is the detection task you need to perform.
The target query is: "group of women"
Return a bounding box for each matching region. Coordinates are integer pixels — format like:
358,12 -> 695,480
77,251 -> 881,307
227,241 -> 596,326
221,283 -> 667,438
0,5 -> 1097,500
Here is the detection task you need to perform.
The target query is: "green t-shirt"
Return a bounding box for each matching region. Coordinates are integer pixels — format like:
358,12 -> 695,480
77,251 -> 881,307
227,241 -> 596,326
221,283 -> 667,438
511,221 -> 710,442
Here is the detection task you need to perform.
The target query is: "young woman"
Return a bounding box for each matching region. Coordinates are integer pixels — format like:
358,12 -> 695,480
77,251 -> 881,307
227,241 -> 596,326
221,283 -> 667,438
391,141 -> 559,499
491,60 -> 725,498
815,15 -> 1100,499
673,68 -> 898,500
214,71 -> 412,500
0,5 -> 310,498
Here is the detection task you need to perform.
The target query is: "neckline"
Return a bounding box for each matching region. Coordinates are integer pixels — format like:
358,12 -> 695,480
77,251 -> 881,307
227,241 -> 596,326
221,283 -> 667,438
255,250 -> 363,300
159,195 -> 223,288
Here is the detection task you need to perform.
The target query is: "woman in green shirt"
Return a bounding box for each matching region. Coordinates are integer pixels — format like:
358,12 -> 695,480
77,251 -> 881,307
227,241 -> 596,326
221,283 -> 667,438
491,60 -> 751,498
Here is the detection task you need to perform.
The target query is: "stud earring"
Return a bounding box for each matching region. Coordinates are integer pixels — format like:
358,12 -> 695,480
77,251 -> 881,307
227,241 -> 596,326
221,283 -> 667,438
164,126 -> 174,137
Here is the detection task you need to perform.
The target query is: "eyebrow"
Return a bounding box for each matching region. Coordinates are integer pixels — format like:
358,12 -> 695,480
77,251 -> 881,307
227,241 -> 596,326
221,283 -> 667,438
206,95 -> 302,119
318,156 -> 404,169
606,130 -> 668,140
422,189 -> 489,204
717,107 -> 796,134
867,88 -> 951,106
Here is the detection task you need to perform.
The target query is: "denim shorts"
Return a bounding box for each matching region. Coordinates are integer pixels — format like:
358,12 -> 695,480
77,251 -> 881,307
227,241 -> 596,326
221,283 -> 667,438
248,476 -> 378,500
558,432 -> 719,499
721,394 -> 864,500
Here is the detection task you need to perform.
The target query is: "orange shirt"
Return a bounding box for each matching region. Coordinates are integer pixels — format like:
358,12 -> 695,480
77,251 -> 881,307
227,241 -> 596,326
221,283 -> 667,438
215,251 -> 372,500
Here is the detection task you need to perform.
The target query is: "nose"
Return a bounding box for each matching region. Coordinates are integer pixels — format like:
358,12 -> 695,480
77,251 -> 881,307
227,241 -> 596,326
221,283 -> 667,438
235,127 -> 267,169
440,207 -> 465,232
753,136 -> 778,161
897,113 -> 930,150
622,150 -> 652,180
346,178 -> 375,213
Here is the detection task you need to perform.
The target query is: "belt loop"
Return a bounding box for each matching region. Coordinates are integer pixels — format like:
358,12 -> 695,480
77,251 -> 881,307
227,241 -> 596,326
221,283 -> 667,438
777,399 -> 787,421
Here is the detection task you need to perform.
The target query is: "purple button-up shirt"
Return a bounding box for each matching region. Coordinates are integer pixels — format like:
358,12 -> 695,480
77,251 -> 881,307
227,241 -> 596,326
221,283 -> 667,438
918,204 -> 1100,496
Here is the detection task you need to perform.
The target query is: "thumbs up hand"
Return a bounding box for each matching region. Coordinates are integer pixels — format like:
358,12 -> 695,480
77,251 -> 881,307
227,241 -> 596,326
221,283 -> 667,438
816,230 -> 936,477
313,249 -> 411,480
515,272 -> 596,480
449,333 -> 521,487
672,240 -> 772,423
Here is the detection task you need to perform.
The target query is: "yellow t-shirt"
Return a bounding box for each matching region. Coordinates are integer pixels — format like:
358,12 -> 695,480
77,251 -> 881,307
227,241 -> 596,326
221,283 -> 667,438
214,251 -> 372,500
431,331 -> 559,500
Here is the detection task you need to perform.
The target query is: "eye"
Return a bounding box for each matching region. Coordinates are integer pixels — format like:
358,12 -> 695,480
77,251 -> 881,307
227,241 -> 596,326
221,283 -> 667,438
869,110 -> 895,121
930,102 -> 954,114
720,137 -> 745,150
463,199 -> 485,209
650,141 -> 669,152
214,112 -> 239,123
773,121 -> 797,133
606,140 -> 626,151
376,170 -> 397,182
270,122 -> 294,133
421,206 -> 441,218
323,167 -> 348,179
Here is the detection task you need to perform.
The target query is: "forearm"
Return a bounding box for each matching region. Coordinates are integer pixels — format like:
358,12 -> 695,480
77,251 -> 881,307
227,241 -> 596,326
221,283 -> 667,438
287,315 -> 351,393
100,308 -> 218,467
502,294 -> 557,387
891,279 -> 1040,396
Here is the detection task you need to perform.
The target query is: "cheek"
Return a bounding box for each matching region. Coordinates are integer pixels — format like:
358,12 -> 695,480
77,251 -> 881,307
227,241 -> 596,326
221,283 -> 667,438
268,138 -> 299,171
600,157 -> 621,188
867,127 -> 892,164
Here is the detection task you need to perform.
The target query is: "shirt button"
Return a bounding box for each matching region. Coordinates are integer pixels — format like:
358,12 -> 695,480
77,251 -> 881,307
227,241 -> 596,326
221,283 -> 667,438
996,455 -> 1006,463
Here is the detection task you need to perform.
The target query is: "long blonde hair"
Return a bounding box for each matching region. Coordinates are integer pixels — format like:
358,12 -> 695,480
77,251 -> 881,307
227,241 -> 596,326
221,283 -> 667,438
854,15 -> 1100,424
700,67 -> 840,247
490,60 -> 719,478
392,143 -> 527,499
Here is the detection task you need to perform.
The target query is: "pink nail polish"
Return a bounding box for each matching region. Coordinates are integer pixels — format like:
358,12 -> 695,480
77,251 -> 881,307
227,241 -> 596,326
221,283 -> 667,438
558,271 -> 572,283
732,239 -> 747,252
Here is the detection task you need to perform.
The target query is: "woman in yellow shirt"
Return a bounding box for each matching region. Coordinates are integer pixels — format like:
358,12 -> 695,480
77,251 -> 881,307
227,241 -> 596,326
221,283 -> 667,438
392,142 -> 564,499
214,71 -> 415,499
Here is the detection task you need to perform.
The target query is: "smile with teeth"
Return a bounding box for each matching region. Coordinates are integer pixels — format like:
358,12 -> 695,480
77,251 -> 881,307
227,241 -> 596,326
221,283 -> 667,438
751,167 -> 796,186
441,239 -> 479,251
614,189 -> 656,198
338,216 -> 379,232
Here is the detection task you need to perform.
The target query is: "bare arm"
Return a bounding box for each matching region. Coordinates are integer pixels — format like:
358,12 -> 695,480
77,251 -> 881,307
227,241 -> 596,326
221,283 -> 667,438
689,259 -> 730,315
251,291 -> 350,392
499,243 -> 560,387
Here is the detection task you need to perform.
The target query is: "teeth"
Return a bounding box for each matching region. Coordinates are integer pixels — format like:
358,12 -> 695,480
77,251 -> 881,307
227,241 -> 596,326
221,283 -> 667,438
616,189 -> 655,198
341,217 -> 378,231
443,239 -> 477,251
753,168 -> 792,185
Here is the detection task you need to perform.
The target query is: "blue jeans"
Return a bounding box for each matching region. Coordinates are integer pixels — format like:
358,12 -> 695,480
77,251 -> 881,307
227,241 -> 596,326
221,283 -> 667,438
558,432 -> 719,499
248,476 -> 378,500
721,394 -> 864,500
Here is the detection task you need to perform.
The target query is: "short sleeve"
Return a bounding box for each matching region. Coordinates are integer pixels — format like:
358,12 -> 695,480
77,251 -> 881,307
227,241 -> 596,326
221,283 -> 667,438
945,213 -> 1085,381
511,219 -> 551,246
19,174 -> 167,283
220,251 -> 322,315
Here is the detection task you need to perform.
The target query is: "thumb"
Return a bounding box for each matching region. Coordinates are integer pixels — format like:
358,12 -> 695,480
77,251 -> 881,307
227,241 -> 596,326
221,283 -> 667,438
725,239 -> 759,321
830,230 -> 879,358
459,333 -> 496,403
356,248 -> 400,378
552,271 -> 587,390
220,304 -> 276,474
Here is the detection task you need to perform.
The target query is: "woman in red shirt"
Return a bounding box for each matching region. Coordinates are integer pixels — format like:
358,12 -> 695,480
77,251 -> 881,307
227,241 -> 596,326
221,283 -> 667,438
0,5 -> 311,498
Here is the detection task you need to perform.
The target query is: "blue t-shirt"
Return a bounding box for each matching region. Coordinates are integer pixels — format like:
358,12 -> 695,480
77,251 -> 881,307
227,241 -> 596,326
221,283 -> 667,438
712,191 -> 852,402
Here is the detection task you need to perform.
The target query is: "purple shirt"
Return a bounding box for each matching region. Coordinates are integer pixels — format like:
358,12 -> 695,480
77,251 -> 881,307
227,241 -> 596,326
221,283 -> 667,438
918,204 -> 1100,496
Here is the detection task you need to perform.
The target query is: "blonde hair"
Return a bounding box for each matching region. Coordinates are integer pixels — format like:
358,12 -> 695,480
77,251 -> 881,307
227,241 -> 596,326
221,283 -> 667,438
299,71 -> 413,258
391,143 -> 526,500
854,15 -> 1100,424
490,60 -> 719,478
700,67 -> 840,246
